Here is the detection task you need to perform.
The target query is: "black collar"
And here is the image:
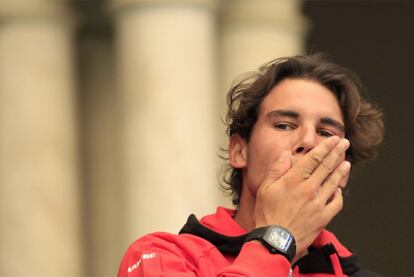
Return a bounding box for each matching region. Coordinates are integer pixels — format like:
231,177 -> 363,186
179,214 -> 361,275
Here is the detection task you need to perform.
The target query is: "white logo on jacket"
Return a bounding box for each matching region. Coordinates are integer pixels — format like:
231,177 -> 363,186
127,253 -> 156,273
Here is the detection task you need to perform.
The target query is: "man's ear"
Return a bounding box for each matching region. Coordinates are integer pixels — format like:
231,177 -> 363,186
229,134 -> 247,169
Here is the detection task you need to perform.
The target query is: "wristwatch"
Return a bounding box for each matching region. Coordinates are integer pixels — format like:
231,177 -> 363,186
244,225 -> 296,262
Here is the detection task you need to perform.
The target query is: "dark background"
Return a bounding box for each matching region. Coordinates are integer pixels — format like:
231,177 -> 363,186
304,1 -> 414,276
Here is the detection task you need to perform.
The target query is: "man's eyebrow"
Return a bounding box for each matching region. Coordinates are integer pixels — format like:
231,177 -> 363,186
266,110 -> 299,119
320,117 -> 345,133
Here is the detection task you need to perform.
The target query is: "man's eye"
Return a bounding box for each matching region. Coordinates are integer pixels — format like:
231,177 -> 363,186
274,123 -> 295,130
317,129 -> 334,137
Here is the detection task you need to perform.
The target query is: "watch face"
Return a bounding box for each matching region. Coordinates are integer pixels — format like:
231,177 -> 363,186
266,226 -> 293,252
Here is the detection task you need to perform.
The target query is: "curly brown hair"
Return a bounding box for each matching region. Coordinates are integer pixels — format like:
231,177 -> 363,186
223,54 -> 384,206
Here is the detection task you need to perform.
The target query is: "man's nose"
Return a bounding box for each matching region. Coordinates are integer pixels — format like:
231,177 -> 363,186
294,127 -> 319,155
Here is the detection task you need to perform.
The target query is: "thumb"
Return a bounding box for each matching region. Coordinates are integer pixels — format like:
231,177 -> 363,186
266,151 -> 292,182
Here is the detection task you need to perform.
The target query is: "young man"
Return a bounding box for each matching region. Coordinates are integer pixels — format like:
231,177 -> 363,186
118,54 -> 384,276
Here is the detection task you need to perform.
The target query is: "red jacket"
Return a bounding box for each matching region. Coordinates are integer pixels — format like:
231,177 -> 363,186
119,207 -> 377,277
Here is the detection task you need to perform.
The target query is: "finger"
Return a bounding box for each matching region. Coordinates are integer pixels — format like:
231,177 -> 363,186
265,150 -> 292,182
338,170 -> 350,189
321,188 -> 344,222
308,138 -> 350,187
287,136 -> 340,181
319,161 -> 351,202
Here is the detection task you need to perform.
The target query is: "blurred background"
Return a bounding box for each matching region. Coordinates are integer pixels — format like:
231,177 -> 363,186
0,0 -> 413,276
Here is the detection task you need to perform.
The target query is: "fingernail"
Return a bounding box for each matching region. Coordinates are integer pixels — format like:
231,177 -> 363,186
340,138 -> 350,149
341,161 -> 351,171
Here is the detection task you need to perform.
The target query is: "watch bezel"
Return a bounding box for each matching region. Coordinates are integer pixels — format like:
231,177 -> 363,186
263,225 -> 294,253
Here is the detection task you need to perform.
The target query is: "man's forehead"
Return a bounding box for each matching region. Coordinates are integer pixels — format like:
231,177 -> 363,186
259,79 -> 343,120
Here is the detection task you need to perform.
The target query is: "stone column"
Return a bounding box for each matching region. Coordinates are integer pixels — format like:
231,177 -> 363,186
111,0 -> 220,246
76,2 -> 123,275
0,1 -> 82,276
219,0 -> 307,89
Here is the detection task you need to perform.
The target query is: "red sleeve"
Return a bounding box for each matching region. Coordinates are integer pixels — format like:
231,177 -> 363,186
118,237 -> 291,277
118,235 -> 198,277
217,241 -> 291,277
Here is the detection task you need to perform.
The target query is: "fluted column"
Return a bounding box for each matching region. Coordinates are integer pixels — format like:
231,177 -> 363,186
0,1 -> 82,276
111,0 -> 220,246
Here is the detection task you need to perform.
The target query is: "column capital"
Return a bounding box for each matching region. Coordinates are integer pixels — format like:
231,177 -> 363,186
220,0 -> 307,31
0,0 -> 74,23
110,0 -> 217,13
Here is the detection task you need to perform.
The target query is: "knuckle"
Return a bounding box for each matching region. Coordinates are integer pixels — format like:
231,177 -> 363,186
302,185 -> 317,200
267,168 -> 283,181
332,191 -> 344,209
309,153 -> 323,166
330,168 -> 343,183
320,159 -> 335,173
314,197 -> 326,208
318,140 -> 336,156
324,175 -> 334,186
319,143 -> 331,154
325,174 -> 341,190
301,170 -> 312,180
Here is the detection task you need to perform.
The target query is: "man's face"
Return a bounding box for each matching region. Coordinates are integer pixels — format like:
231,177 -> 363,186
230,78 -> 346,196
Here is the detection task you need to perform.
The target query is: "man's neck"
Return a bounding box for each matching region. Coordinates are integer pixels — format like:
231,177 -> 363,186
234,191 -> 256,232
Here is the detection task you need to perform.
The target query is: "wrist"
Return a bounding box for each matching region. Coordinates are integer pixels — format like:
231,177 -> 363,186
245,225 -> 296,263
